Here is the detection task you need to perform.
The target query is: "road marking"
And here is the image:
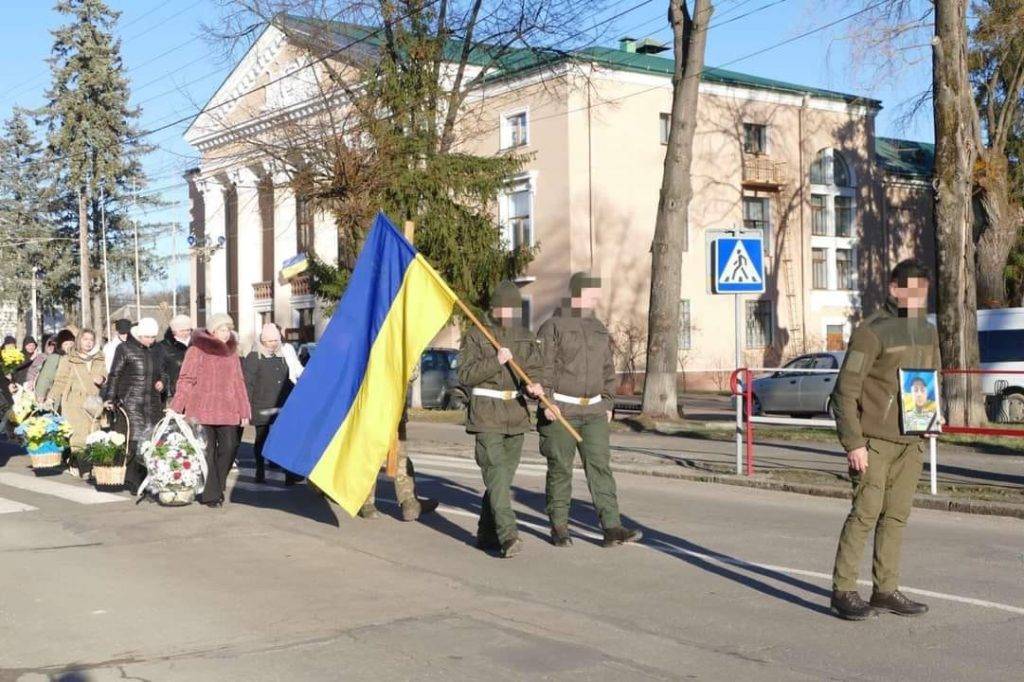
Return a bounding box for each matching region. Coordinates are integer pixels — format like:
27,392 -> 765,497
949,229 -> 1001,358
396,477 -> 1024,618
230,481 -> 292,493
0,473 -> 126,505
0,497 -> 38,514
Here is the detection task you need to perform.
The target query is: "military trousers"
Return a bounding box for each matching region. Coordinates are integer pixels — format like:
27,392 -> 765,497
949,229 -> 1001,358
538,415 -> 621,529
363,440 -> 417,509
474,432 -> 525,544
832,438 -> 924,592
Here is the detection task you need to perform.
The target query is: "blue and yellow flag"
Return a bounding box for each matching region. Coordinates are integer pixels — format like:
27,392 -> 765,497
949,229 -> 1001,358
264,212 -> 458,516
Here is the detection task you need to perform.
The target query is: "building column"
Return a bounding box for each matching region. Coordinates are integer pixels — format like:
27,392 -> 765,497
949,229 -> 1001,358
272,169 -> 297,331
198,176 -> 227,319
230,166 -> 264,351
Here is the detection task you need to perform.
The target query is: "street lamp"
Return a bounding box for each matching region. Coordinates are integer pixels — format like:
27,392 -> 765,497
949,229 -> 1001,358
187,234 -> 226,261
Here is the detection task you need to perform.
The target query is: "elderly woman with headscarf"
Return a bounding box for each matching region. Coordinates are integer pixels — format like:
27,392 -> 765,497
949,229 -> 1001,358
34,329 -> 76,400
103,318 -> 164,493
243,323 -> 302,484
47,329 -> 106,477
170,314 -> 250,507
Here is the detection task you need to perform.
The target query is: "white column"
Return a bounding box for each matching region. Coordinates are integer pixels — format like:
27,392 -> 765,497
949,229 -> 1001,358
272,170 -> 297,329
231,167 -> 263,351
313,209 -> 338,337
198,176 -> 227,318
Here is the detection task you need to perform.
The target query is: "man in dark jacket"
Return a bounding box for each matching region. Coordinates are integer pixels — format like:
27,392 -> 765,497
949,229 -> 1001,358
538,272 -> 642,548
829,259 -> 939,621
458,281 -> 544,558
154,315 -> 192,400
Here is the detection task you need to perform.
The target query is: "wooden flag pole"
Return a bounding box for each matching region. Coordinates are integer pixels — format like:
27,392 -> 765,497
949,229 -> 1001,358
383,220 -> 420,479
448,296 -> 583,443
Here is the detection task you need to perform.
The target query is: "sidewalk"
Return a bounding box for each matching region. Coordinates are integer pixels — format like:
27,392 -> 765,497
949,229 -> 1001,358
405,419 -> 1024,519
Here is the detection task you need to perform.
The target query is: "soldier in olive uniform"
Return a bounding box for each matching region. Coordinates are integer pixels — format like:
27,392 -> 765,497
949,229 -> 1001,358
829,259 -> 939,620
537,272 -> 643,547
458,281 -> 545,558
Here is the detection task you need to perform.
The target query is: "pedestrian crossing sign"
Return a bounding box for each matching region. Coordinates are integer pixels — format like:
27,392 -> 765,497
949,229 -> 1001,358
713,237 -> 765,293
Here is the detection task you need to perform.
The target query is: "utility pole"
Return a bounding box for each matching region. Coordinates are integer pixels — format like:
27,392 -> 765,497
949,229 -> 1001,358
30,266 -> 39,339
101,192 -> 111,339
133,182 -> 141,319
171,222 -> 179,316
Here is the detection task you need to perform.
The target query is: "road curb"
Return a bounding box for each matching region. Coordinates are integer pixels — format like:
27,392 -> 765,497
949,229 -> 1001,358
605,462 -> 1024,520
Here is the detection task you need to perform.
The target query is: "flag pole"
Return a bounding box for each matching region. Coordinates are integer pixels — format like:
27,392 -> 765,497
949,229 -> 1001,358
447,293 -> 583,443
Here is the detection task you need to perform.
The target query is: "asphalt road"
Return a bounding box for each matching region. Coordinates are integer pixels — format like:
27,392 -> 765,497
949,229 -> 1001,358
1,444 -> 1021,681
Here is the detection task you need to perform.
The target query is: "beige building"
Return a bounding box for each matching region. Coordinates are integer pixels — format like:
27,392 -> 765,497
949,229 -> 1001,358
184,19 -> 935,381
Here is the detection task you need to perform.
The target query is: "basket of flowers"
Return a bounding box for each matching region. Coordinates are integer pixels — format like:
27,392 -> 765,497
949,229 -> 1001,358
14,411 -> 73,470
1,347 -> 25,376
82,430 -> 129,490
139,412 -> 206,506
9,387 -> 37,426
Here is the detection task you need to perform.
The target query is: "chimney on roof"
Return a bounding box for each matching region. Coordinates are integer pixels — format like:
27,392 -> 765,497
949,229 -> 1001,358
619,36 -> 637,53
636,38 -> 668,55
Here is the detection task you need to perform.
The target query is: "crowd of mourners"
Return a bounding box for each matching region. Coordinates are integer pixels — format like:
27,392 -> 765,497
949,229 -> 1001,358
0,314 -> 305,507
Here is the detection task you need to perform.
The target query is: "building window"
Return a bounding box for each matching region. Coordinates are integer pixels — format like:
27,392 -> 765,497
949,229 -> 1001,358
826,324 -> 846,351
743,196 -> 770,231
660,113 -> 671,145
835,196 -> 853,237
811,194 -> 828,236
810,148 -> 852,186
745,300 -> 772,349
501,110 -> 528,149
521,296 -> 532,331
812,248 -> 828,289
679,299 -> 691,350
260,311 -> 274,326
836,249 -> 854,290
743,123 -> 767,154
296,195 -> 315,255
500,176 -> 533,251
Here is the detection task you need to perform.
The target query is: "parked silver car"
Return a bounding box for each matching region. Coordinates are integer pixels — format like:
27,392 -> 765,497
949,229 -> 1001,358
418,348 -> 464,410
750,352 -> 845,417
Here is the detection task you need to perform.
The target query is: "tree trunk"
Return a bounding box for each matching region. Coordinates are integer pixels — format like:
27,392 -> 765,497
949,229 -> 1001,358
975,152 -> 1021,307
641,0 -> 713,420
77,188 -> 92,330
933,0 -> 986,427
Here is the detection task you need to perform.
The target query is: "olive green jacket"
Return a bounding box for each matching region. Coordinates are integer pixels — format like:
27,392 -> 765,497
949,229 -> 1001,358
458,324 -> 543,435
537,313 -> 617,420
831,300 -> 941,451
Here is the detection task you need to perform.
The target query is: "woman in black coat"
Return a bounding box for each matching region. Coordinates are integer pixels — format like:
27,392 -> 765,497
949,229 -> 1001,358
102,319 -> 164,492
242,324 -> 297,484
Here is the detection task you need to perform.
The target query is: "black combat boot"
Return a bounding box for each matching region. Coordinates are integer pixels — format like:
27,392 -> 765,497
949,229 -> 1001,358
476,534 -> 501,551
550,525 -> 573,547
602,526 -> 643,547
870,590 -> 928,616
500,536 -> 524,559
401,497 -> 439,521
830,591 -> 878,621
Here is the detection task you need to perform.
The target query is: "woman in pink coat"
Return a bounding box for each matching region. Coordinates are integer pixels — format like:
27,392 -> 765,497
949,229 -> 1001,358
170,314 -> 251,507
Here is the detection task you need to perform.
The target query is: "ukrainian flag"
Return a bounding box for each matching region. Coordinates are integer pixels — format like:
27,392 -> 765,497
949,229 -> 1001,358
264,212 -> 458,516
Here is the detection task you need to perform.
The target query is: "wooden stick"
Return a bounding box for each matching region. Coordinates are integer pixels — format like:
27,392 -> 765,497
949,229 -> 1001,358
450,296 -> 583,443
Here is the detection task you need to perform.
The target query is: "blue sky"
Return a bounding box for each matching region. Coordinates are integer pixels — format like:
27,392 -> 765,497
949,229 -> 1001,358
0,0 -> 933,296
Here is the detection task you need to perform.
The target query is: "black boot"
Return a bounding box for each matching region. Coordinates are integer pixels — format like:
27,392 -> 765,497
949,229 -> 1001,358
830,591 -> 878,621
501,536 -> 524,558
602,526 -> 643,547
550,525 -> 573,547
870,590 -> 928,616
476,534 -> 501,551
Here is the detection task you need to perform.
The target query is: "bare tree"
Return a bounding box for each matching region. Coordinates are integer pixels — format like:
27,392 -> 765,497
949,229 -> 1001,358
610,320 -> 648,395
641,0 -> 714,420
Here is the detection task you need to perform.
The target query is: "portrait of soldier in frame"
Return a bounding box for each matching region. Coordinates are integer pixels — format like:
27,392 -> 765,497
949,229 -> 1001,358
898,369 -> 942,435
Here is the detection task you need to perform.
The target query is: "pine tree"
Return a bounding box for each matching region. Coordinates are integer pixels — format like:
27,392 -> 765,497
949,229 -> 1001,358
44,0 -> 152,330
0,110 -> 76,336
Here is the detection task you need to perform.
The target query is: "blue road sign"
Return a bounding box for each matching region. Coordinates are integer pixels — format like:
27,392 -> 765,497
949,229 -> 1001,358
713,237 -> 765,294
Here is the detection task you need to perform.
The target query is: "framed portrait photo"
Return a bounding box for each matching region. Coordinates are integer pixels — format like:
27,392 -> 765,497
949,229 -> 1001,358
898,368 -> 942,435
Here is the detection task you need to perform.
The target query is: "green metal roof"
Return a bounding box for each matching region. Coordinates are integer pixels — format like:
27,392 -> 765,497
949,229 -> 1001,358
276,15 -> 881,107
875,136 -> 935,178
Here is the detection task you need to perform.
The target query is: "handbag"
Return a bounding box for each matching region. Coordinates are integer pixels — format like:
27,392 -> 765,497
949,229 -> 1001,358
73,363 -> 105,420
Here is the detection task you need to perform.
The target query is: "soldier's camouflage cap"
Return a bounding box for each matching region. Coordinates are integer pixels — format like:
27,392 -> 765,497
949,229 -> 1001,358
569,271 -> 601,295
490,280 -> 522,308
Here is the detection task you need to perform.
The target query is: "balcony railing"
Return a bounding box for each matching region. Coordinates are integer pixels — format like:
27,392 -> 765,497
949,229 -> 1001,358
253,281 -> 273,301
742,154 -> 788,188
291,275 -> 311,297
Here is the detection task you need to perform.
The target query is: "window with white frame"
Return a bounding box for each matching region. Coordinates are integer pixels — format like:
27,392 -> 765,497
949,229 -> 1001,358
743,123 -> 767,154
679,299 -> 691,350
743,196 -> 770,231
499,175 -> 534,251
809,148 -> 858,292
660,113 -> 671,145
745,300 -> 773,349
500,110 -> 528,149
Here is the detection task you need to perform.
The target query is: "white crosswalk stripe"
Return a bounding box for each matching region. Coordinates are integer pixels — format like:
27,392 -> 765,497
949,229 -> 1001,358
0,473 -> 127,505
0,496 -> 38,514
